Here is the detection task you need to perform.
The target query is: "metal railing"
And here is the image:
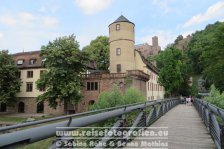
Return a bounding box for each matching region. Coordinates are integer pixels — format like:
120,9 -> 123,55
0,98 -> 180,148
194,99 -> 224,149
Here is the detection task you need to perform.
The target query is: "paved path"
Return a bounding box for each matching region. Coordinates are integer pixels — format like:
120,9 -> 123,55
125,104 -> 216,149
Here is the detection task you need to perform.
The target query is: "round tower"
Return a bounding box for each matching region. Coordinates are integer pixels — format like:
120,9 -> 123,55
109,15 -> 135,73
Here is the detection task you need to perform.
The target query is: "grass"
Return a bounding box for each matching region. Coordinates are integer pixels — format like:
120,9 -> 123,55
18,138 -> 54,149
0,115 -> 55,124
0,116 -> 26,123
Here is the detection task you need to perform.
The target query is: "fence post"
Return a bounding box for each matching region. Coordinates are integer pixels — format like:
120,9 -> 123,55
220,124 -> 224,149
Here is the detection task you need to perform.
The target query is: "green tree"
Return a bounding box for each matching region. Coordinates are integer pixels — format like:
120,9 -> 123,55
82,36 -> 109,71
187,21 -> 224,91
0,50 -> 21,104
156,46 -> 191,96
36,35 -> 88,109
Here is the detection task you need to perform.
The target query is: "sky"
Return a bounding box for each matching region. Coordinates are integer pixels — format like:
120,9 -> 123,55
0,0 -> 224,54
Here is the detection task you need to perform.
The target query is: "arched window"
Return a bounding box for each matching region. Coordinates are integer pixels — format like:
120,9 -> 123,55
18,102 -> 25,113
0,103 -> 7,112
89,100 -> 95,105
37,102 -> 44,113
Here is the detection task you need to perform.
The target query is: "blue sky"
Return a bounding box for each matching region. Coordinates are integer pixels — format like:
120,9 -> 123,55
0,0 -> 223,54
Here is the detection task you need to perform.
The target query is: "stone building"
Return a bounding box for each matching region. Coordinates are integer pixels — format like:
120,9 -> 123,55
78,15 -> 164,112
0,15 -> 164,115
135,36 -> 161,58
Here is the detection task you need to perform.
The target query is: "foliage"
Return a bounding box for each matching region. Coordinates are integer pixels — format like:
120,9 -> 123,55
0,50 -> 21,105
205,85 -> 224,109
89,87 -> 145,110
187,22 -> 224,91
82,36 -> 109,71
36,35 -> 88,109
155,46 -> 191,96
174,35 -> 183,45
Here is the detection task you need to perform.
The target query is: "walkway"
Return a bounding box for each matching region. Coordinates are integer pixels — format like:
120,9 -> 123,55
126,104 -> 216,149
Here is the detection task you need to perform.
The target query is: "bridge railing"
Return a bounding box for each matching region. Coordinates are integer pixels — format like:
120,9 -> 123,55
0,98 -> 180,148
194,98 -> 224,149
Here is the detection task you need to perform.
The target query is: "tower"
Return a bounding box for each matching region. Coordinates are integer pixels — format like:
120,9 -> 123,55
152,36 -> 158,47
109,15 -> 135,73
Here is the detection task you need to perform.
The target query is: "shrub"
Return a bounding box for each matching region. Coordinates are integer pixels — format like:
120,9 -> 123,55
90,87 -> 146,111
205,85 -> 224,109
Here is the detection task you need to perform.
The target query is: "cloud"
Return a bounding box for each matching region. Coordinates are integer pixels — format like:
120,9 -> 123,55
184,1 -> 224,27
152,0 -> 176,14
75,0 -> 113,15
138,30 -> 177,50
0,15 -> 16,25
42,16 -> 59,27
0,32 -> 3,39
38,1 -> 60,14
0,12 -> 59,28
0,12 -> 60,53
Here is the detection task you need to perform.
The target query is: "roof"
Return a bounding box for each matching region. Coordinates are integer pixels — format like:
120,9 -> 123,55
12,51 -> 97,70
12,51 -> 42,69
135,50 -> 159,74
110,15 -> 135,26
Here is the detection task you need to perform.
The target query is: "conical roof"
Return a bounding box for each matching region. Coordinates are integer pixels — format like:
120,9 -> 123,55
110,15 -> 135,26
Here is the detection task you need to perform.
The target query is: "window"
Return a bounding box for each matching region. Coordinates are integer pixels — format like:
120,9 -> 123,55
0,103 -> 7,112
26,82 -> 33,92
29,59 -> 36,65
39,86 -> 45,92
116,24 -> 120,31
116,48 -> 121,55
37,102 -> 44,113
17,71 -> 21,78
17,59 -> 24,65
87,82 -> 98,91
116,64 -> 121,73
18,102 -> 25,113
27,71 -> 33,78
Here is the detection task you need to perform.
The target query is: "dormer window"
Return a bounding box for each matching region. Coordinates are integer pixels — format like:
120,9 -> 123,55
29,59 -> 36,65
116,24 -> 120,31
17,59 -> 24,65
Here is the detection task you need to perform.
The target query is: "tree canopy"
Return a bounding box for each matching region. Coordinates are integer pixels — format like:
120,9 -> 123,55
0,50 -> 21,105
187,21 -> 224,91
36,35 -> 88,109
82,36 -> 109,71
156,46 -> 191,96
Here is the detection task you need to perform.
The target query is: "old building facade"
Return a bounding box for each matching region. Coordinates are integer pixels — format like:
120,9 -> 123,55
1,15 -> 164,115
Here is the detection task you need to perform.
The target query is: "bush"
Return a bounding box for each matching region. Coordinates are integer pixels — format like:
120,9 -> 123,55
205,85 -> 224,109
89,87 -> 146,111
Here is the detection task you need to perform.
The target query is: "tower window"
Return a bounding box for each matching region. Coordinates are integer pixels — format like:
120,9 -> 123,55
116,24 -> 120,31
116,48 -> 121,55
117,64 -> 121,73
